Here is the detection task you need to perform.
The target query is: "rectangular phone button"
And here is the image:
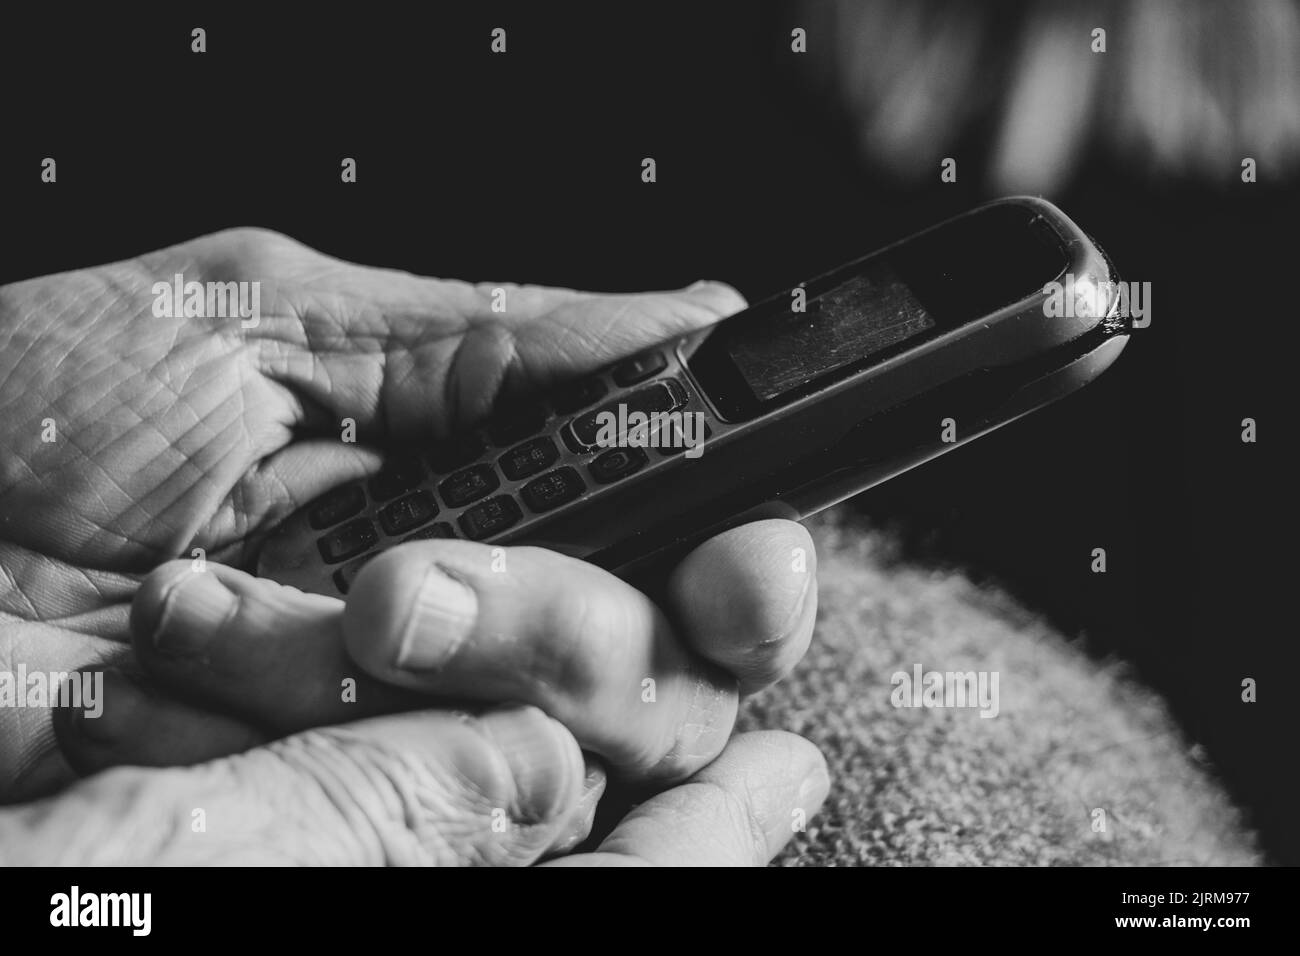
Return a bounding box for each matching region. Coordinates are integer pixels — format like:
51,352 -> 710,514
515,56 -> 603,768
563,380 -> 687,452
378,489 -> 438,535
521,467 -> 585,512
500,436 -> 559,481
612,350 -> 667,386
588,447 -> 649,484
458,496 -> 523,540
439,464 -> 501,508
318,518 -> 379,564
307,484 -> 366,530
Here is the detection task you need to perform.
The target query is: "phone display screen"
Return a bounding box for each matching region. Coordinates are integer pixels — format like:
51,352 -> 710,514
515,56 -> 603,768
727,264 -> 934,402
687,203 -> 1070,420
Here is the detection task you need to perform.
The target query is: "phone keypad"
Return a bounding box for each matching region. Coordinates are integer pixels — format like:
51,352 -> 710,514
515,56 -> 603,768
298,342 -> 709,596
500,436 -> 559,481
521,467 -> 585,512
307,484 -> 366,530
459,495 -> 523,539
563,380 -> 687,452
439,464 -> 500,508
318,518 -> 379,564
589,447 -> 649,484
378,489 -> 438,535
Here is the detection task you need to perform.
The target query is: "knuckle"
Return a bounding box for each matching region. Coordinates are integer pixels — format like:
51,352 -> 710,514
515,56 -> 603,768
258,727 -> 471,866
222,226 -> 296,257
530,582 -> 640,701
129,561 -> 204,651
255,720 -> 558,867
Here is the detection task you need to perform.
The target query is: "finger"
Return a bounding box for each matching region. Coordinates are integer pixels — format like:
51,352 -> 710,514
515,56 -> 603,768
542,731 -> 830,867
130,561 -> 429,733
439,281 -> 749,430
311,267 -> 747,391
667,519 -> 818,695
132,547 -> 738,784
251,276 -> 746,441
54,669 -> 266,774
342,541 -> 737,784
6,705 -> 587,867
506,280 -> 748,384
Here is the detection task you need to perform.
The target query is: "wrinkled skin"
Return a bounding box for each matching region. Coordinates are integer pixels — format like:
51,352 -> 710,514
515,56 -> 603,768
0,229 -> 828,865
0,227 -> 749,798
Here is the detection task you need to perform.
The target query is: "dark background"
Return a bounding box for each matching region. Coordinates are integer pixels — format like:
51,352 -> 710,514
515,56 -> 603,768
1,4 -> 1292,862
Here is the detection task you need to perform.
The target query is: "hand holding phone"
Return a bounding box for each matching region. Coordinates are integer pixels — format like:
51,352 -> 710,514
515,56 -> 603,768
258,197 -> 1128,595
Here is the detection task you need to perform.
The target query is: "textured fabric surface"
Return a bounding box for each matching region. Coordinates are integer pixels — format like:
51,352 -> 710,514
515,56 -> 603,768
738,512 -> 1260,866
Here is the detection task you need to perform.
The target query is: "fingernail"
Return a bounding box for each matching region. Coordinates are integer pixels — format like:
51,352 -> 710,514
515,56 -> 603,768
152,572 -> 237,656
547,758 -> 607,856
478,707 -> 581,824
582,758 -> 607,798
394,564 -> 478,670
72,671 -> 141,745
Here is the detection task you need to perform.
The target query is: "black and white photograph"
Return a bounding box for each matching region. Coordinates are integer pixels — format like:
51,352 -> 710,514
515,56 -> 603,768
0,0 -> 1293,932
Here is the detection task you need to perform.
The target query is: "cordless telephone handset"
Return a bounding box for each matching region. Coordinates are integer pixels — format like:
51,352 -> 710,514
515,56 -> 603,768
257,197 -> 1129,595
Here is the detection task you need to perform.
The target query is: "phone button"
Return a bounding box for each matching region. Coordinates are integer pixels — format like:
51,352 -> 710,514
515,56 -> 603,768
459,495 -> 523,540
306,484 -> 366,530
368,456 -> 426,502
500,437 -> 559,481
404,522 -> 456,542
378,489 -> 439,535
318,518 -> 379,564
588,447 -> 649,484
333,551 -> 380,594
439,464 -> 501,508
552,377 -> 608,414
612,351 -> 667,387
489,406 -> 548,447
521,467 -> 585,512
429,435 -> 487,473
563,380 -> 687,451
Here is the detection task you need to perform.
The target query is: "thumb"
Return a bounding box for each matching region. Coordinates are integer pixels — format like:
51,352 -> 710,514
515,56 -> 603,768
510,279 -> 748,383
387,278 -> 748,435
9,706 -> 586,866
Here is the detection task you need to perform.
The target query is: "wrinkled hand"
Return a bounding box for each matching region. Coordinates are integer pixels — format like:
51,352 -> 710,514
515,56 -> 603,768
1,705 -> 828,865
0,228 -> 826,865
